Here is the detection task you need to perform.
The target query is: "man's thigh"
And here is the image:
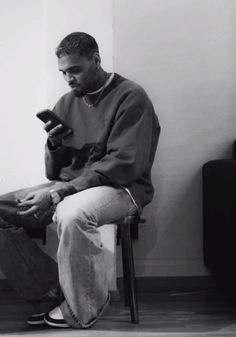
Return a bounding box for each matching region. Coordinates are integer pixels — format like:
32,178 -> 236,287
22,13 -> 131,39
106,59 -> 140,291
54,186 -> 137,227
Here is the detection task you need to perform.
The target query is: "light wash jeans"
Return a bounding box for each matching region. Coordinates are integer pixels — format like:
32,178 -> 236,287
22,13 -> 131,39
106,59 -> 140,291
0,184 -> 137,328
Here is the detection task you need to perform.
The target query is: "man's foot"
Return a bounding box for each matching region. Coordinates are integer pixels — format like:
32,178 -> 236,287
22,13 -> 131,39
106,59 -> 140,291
44,306 -> 69,328
27,287 -> 63,326
27,312 -> 46,326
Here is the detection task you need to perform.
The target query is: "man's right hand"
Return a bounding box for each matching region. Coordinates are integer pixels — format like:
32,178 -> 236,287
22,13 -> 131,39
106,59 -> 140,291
44,121 -> 71,148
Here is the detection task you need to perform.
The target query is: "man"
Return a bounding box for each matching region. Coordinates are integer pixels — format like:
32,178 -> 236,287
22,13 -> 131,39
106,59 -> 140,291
0,32 -> 160,329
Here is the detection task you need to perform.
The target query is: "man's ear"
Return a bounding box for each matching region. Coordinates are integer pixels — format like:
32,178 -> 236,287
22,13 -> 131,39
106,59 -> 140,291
93,52 -> 101,68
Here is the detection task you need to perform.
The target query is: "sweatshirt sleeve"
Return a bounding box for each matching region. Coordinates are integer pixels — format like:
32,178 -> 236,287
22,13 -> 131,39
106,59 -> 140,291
45,140 -> 70,181
65,93 -> 159,193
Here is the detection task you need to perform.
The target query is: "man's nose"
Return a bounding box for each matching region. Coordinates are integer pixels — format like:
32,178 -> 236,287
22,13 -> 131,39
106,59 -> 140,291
65,72 -> 75,83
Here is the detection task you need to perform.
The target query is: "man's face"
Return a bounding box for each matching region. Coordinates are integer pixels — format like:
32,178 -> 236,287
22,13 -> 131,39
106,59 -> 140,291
58,53 -> 98,97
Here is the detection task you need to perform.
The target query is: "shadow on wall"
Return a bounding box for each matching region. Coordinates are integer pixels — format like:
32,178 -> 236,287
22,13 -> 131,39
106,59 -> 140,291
128,135 -> 236,277
135,167 -> 205,276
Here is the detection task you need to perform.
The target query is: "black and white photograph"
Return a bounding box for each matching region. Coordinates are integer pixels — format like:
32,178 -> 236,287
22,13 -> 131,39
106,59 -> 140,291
0,1 -> 236,336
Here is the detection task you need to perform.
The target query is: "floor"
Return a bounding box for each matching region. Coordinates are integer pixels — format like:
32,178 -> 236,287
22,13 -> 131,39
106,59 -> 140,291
1,286 -> 236,337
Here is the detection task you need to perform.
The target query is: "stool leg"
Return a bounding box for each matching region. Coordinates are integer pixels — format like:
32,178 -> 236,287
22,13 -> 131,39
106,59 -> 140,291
121,228 -> 130,307
121,224 -> 139,324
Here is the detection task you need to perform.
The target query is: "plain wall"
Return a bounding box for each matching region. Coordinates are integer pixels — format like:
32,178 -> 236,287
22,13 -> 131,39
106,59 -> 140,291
0,0 -> 46,193
114,0 -> 236,276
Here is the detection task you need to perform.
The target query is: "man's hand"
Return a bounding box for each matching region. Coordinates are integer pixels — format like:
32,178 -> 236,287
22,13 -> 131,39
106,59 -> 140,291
45,121 -> 72,148
17,189 -> 52,218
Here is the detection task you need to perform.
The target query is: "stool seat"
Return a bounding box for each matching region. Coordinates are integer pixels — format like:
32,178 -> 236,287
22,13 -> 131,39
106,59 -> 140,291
117,215 -> 140,225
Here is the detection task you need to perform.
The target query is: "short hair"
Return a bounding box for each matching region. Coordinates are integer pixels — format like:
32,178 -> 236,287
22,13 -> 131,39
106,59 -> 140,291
55,32 -> 99,59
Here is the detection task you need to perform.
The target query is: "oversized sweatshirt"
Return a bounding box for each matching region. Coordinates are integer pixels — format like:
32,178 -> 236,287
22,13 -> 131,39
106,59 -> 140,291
45,73 -> 160,212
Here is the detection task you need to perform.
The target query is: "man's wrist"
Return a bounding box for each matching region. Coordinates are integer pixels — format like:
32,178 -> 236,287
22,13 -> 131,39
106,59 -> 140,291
53,182 -> 76,199
49,188 -> 61,205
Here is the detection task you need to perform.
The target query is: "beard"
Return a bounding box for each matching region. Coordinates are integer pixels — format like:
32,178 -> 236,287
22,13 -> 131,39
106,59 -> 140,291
71,86 -> 86,97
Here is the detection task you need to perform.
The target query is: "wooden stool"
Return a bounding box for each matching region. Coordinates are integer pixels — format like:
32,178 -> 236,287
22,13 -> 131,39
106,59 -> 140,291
116,215 -> 143,324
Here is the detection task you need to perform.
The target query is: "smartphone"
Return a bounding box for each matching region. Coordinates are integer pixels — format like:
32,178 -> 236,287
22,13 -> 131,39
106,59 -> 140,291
36,109 -> 73,135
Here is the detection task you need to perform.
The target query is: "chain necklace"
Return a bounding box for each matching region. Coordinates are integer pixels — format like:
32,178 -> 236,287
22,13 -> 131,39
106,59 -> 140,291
82,73 -> 109,108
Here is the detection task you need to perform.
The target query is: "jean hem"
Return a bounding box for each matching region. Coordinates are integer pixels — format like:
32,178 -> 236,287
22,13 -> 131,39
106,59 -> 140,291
61,292 -> 111,329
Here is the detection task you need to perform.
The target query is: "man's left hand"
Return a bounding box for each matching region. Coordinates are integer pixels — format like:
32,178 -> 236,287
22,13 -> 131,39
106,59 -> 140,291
17,189 -> 52,218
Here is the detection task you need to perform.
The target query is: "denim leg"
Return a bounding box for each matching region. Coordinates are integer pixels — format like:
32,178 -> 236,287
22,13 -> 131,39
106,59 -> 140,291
54,186 -> 137,328
0,184 -> 59,306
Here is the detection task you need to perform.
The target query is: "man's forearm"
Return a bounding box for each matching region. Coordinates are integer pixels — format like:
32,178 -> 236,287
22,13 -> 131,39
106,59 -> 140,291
52,181 -> 77,200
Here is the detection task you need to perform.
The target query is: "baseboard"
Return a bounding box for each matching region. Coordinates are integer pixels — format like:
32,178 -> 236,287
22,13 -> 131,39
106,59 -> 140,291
117,275 -> 216,293
0,276 -> 216,295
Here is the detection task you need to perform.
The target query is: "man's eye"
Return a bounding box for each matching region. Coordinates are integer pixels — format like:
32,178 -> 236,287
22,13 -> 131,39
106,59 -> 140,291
70,68 -> 80,74
60,68 -> 80,77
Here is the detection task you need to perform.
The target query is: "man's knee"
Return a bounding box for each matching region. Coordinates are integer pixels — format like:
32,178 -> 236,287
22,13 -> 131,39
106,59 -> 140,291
54,197 -> 94,233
